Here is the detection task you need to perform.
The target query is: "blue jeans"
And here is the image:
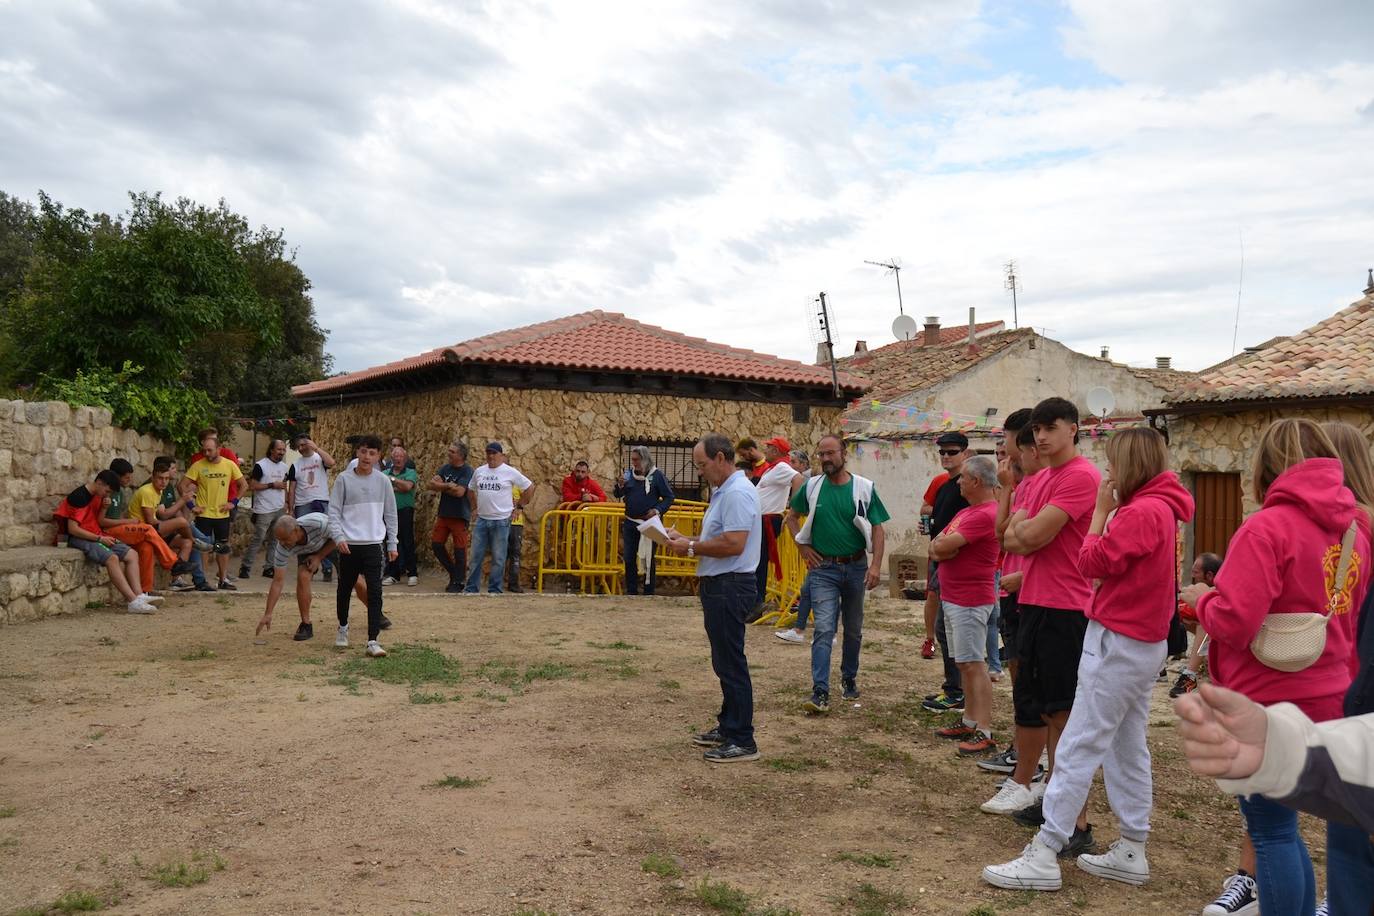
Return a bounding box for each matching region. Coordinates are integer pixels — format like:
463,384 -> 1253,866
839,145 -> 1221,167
808,559 -> 866,694
793,576 -> 812,631
466,516 -> 511,593
1238,793 -> 1315,916
699,572 -> 756,747
1327,820 -> 1374,916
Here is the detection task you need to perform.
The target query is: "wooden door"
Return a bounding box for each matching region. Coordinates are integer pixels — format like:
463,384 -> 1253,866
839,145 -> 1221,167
1194,472 -> 1243,557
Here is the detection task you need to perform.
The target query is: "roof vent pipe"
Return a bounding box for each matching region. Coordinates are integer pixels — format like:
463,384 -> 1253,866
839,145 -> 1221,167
922,316 -> 941,346
1100,346 -> 1110,360
968,307 -> 976,344
853,340 -> 868,354
1156,356 -> 1172,370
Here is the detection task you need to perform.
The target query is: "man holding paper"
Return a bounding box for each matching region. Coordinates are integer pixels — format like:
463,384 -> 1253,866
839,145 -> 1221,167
614,445 -> 675,595
666,434 -> 762,763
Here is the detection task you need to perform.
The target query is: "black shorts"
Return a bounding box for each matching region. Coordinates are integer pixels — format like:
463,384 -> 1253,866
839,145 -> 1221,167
927,559 -> 940,593
999,593 -> 1020,651
1012,603 -> 1089,727
194,516 -> 232,542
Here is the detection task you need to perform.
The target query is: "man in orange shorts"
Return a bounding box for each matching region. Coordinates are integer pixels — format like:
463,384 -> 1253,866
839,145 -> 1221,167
100,458 -> 192,592
427,441 -> 473,593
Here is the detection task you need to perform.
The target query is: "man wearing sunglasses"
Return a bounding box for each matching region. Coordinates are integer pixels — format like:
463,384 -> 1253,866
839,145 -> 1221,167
923,431 -> 972,712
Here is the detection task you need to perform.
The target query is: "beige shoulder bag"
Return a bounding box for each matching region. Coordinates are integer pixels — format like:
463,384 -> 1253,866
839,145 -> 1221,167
1249,520 -> 1358,673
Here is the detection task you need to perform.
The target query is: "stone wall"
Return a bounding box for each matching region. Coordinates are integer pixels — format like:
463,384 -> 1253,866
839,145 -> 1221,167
307,385 -> 844,575
1168,405 -> 1374,515
0,546 -> 117,624
0,399 -> 175,549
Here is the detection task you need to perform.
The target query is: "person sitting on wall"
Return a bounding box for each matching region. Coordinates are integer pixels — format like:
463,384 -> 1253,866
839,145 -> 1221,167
55,469 -> 160,614
561,460 -> 607,504
99,457 -> 192,593
126,456 -> 207,591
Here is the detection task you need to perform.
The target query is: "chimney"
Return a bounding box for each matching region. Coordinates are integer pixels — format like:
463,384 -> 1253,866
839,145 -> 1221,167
1156,356 -> 1172,370
967,307 -> 976,344
1365,268 -> 1374,296
1100,346 -> 1110,360
815,341 -> 833,365
853,340 -> 868,355
923,315 -> 941,346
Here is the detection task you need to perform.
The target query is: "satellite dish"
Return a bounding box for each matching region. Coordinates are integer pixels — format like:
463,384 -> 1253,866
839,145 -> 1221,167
892,314 -> 918,341
1086,386 -> 1116,418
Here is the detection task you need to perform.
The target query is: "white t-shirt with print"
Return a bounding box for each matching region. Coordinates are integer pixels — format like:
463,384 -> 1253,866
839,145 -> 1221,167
471,463 -> 533,520
289,453 -> 331,506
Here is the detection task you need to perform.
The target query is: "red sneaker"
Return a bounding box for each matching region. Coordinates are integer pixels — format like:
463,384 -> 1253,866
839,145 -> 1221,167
921,637 -> 936,659
957,735 -> 998,756
935,722 -> 977,740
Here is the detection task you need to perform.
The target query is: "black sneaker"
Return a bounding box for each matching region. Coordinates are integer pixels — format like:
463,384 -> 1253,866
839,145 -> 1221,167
444,582 -> 464,593
977,745 -> 1018,773
293,622 -> 314,641
1012,800 -> 1045,827
692,728 -> 724,747
804,690 -> 830,714
921,692 -> 965,711
507,584 -> 524,594
1205,872 -> 1258,915
841,678 -> 860,700
323,568 -> 333,582
194,581 -> 216,592
237,566 -> 250,580
379,615 -> 392,631
1169,671 -> 1199,699
1058,824 -> 1094,859
744,602 -> 767,624
262,568 -> 275,579
171,560 -> 193,575
703,742 -> 760,763
218,579 -> 237,591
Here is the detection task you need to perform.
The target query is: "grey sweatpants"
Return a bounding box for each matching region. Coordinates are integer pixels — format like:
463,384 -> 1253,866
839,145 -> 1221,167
242,509 -> 285,572
1038,619 -> 1166,850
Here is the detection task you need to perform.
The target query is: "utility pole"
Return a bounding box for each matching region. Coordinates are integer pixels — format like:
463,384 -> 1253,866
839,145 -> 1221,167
816,291 -> 840,398
1004,260 -> 1021,329
864,259 -> 904,315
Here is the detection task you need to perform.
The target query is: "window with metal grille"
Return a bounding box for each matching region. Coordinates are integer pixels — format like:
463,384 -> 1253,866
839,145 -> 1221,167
791,404 -> 810,423
618,439 -> 706,502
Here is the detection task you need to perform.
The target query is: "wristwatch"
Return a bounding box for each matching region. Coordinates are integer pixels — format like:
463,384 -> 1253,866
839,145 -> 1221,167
687,541 -> 695,558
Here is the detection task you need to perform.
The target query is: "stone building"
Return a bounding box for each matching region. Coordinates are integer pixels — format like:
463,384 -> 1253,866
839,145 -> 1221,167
291,310 -> 868,578
1146,281 -> 1374,562
838,316 -> 1190,551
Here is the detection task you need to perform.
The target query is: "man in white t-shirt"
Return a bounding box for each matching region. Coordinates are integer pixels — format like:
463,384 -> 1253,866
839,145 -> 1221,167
285,435 -> 337,581
464,442 -> 534,594
751,435 -> 799,619
241,438 -> 290,579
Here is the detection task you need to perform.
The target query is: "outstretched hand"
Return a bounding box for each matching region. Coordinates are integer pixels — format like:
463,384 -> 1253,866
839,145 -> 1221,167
255,613 -> 272,636
1174,683 -> 1268,780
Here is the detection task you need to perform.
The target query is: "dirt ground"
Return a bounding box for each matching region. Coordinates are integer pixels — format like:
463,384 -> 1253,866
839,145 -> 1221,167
0,580 -> 1329,915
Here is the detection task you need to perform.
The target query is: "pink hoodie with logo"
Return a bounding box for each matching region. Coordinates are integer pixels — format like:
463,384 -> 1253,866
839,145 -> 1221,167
1195,458 -> 1371,722
1078,471 -> 1195,642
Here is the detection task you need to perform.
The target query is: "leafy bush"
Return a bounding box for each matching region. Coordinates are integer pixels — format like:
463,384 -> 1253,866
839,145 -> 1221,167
44,362 -> 217,454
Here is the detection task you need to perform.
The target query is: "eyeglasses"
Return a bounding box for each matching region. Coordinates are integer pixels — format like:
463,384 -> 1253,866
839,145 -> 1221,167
938,448 -> 963,457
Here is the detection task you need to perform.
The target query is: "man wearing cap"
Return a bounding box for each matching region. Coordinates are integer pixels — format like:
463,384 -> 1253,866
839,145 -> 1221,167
751,436 -> 798,619
464,442 -> 534,594
922,431 -> 973,713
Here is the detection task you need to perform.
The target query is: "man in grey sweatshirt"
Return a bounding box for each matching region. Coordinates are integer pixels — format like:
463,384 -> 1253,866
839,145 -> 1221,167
327,434 -> 398,657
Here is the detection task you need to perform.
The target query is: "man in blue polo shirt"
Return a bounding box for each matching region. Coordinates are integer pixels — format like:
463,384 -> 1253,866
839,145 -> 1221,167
666,433 -> 762,763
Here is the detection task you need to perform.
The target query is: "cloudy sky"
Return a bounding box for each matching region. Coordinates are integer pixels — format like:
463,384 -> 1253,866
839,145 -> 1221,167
3,0 -> 1373,375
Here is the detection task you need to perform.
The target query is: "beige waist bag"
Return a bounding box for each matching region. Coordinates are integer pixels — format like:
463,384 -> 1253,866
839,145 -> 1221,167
1249,520 -> 1357,673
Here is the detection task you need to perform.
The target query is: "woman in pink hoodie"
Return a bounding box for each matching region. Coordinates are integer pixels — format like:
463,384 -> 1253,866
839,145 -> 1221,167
983,428 -> 1194,892
1185,418 -> 1371,916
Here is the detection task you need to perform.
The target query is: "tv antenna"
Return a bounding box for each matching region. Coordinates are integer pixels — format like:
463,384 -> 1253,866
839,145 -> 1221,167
865,258 -> 905,316
811,291 -> 841,398
1004,260 -> 1021,328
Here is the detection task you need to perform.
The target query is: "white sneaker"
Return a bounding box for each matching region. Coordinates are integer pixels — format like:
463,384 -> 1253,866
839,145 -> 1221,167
1315,898 -> 1329,916
775,629 -> 805,644
335,625 -> 349,648
982,834 -> 1062,890
366,640 -> 387,658
1202,873 -> 1259,915
139,593 -> 165,604
127,598 -> 156,614
381,576 -> 398,586
981,779 -> 1036,815
1076,838 -> 1148,885
407,576 -> 418,587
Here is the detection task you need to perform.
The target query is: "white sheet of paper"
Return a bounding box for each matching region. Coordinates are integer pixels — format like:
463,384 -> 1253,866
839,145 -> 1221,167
636,515 -> 677,546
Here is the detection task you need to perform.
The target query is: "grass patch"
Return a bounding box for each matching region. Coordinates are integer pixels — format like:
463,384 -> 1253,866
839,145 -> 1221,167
1,837 -> 19,848
409,690 -> 458,705
95,636 -> 117,647
295,655 -> 325,666
112,669 -> 138,678
966,906 -> 998,916
840,882 -> 911,916
695,879 -> 752,915
431,775 -> 488,789
330,673 -> 362,695
591,658 -> 640,679
586,640 -> 642,651
215,596 -> 230,607
221,617 -> 236,624
766,756 -> 829,773
86,732 -> 105,741
476,659 -> 521,688
85,600 -> 105,610
0,805 -> 16,818
13,889 -> 108,913
641,852 -> 681,878
836,851 -> 897,868
149,860 -> 209,887
180,647 -> 216,661
523,662 -> 573,683
657,679 -> 681,690
337,643 -> 463,688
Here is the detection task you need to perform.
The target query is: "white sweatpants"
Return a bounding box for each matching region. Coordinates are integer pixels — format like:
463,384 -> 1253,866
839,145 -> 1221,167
1038,620 -> 1166,850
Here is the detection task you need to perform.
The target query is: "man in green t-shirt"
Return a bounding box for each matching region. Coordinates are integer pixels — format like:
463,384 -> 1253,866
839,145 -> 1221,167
785,434 -> 889,714
383,446 -> 420,586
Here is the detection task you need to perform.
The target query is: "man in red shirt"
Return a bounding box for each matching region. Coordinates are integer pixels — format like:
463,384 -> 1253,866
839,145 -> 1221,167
560,460 -> 607,503
55,470 -> 159,613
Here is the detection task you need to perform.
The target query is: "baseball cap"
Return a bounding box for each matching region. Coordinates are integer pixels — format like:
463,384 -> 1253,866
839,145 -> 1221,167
764,436 -> 792,454
935,431 -> 969,449
485,442 -> 504,453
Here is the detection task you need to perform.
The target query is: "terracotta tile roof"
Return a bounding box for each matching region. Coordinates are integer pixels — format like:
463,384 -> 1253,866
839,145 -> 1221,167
837,328 -> 1036,402
848,320 -> 1005,358
293,310 -> 868,398
1168,294 -> 1374,405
